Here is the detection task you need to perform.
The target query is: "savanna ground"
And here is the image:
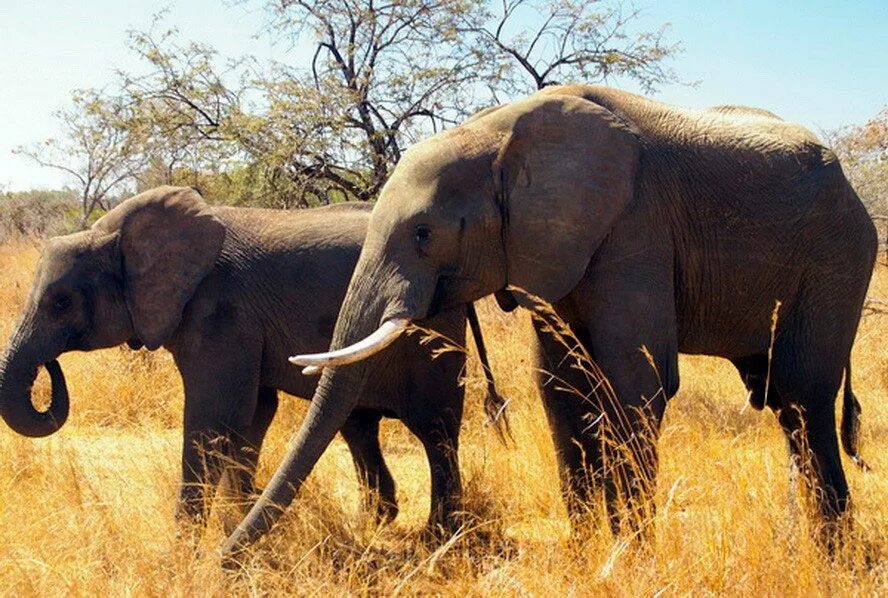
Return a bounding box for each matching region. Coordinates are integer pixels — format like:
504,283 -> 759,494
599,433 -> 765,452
0,238 -> 886,596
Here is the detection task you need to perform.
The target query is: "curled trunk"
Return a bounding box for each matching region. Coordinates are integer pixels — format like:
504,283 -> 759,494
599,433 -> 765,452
0,354 -> 70,438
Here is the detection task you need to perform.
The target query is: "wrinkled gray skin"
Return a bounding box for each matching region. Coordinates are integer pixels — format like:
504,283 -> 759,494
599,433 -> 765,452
0,186 -> 481,532
224,85 -> 876,554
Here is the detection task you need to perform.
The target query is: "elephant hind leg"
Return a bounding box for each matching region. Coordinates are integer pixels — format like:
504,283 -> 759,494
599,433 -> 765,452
769,330 -> 852,549
405,411 -> 462,536
341,409 -> 399,523
774,387 -> 849,551
772,380 -> 848,512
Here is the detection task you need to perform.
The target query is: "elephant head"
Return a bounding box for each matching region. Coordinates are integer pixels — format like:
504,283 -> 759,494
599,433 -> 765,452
222,91 -> 640,552
0,186 -> 224,438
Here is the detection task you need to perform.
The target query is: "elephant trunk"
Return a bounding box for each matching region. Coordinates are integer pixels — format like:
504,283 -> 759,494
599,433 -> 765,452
221,256 -> 414,557
0,340 -> 70,438
220,362 -> 366,555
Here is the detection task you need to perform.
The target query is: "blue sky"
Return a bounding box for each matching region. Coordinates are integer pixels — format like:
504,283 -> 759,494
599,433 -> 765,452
1,0 -> 886,190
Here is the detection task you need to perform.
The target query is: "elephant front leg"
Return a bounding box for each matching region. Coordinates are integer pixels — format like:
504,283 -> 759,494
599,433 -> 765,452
532,314 -> 670,538
219,386 -> 280,535
174,343 -> 262,542
177,427 -> 230,541
340,409 -> 399,523
532,318 -> 608,529
583,323 -> 674,539
178,421 -> 263,541
567,237 -> 679,539
598,390 -> 666,537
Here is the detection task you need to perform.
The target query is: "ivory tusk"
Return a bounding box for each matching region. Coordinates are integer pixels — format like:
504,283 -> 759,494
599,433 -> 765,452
289,318 -> 410,369
302,365 -> 323,376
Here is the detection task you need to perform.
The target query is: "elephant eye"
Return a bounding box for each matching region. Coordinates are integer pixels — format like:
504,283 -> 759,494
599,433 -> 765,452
414,225 -> 432,252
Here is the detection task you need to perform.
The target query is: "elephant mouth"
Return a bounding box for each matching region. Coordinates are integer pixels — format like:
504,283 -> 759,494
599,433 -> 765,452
427,275 -> 449,319
428,273 -> 483,318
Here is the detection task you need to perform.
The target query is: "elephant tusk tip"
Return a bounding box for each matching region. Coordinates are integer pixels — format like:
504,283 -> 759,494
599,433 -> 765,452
288,356 -> 323,375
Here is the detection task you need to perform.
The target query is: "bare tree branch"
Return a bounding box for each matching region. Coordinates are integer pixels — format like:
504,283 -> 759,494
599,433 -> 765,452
465,0 -> 683,93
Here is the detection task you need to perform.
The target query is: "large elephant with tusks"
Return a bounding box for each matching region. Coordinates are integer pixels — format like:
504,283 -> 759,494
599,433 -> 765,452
223,85 -> 875,555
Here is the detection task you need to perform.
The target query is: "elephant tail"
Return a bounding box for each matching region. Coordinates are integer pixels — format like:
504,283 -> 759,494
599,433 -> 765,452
467,302 -> 512,445
841,361 -> 871,471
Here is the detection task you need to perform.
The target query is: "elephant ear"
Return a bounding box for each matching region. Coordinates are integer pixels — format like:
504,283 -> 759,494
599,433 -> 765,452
492,95 -> 640,303
97,186 -> 225,350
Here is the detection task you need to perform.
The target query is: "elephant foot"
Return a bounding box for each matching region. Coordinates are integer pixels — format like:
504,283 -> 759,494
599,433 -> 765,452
218,542 -> 257,574
816,511 -> 854,558
374,497 -> 400,524
174,500 -> 211,549
747,388 -> 766,410
421,508 -> 468,543
174,517 -> 205,550
360,485 -> 398,525
218,485 -> 265,538
420,508 -> 518,559
419,522 -> 452,546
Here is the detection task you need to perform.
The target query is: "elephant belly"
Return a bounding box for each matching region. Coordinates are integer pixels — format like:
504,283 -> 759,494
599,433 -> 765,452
677,319 -> 773,359
674,242 -> 804,359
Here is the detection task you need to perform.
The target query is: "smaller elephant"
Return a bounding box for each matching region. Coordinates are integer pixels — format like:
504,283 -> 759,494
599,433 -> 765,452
0,186 -> 505,534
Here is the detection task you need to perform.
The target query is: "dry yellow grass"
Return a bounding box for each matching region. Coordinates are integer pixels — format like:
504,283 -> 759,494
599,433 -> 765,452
0,238 -> 886,596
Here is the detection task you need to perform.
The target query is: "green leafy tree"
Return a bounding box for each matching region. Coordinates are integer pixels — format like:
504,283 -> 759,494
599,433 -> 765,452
118,1 -> 488,206
14,90 -> 149,226
831,106 -> 888,217
108,1 -> 681,207
23,2 -> 682,209
116,24 -> 246,193
830,106 -> 888,262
